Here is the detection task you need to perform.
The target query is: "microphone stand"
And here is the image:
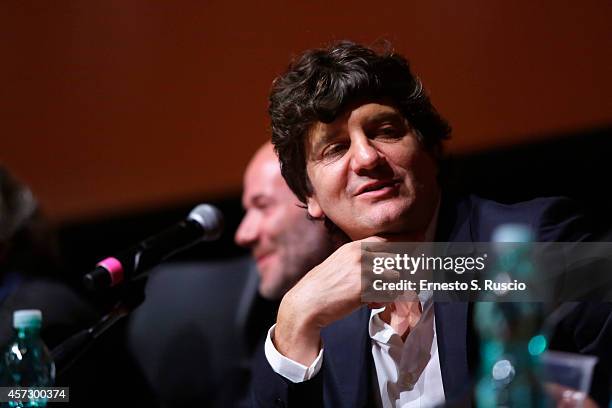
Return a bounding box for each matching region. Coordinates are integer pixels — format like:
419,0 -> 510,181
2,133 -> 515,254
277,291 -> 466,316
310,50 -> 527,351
51,279 -> 147,377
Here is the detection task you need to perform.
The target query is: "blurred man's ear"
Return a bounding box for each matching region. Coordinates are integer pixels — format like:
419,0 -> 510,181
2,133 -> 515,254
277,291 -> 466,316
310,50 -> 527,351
306,196 -> 323,219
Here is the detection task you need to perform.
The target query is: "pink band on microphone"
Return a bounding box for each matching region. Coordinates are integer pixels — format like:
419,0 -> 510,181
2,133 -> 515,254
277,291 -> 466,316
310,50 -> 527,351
97,257 -> 124,286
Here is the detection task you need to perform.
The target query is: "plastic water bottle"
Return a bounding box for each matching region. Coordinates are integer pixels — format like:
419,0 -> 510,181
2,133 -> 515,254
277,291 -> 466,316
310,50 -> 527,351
0,310 -> 55,407
474,224 -> 548,407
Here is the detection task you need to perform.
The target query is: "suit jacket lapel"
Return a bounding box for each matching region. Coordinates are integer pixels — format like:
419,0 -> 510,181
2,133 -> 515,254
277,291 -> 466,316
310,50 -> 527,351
434,194 -> 474,405
435,301 -> 471,405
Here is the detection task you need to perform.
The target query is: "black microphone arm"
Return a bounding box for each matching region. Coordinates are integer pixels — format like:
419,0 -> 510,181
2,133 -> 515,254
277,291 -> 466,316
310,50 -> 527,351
83,203 -> 223,290
55,204 -> 223,374
52,281 -> 147,376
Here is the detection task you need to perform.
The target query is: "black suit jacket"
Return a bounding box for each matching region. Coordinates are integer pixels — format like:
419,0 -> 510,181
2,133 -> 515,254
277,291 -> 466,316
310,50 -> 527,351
250,195 -> 611,407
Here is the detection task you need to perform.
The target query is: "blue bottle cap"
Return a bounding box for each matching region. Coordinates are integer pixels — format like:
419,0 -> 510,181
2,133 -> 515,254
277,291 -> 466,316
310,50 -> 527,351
13,309 -> 42,329
492,224 -> 534,243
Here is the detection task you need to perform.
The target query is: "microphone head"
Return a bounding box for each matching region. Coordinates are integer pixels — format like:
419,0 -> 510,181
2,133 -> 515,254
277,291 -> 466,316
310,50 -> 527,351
188,204 -> 224,241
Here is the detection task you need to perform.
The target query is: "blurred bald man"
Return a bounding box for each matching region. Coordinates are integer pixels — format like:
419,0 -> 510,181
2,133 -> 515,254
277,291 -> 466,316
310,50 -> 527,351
220,143 -> 338,407
235,142 -> 337,300
128,143 -> 338,408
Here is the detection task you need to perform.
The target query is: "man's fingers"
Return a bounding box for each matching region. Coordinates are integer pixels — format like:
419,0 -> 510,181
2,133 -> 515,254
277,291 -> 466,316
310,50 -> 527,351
360,236 -> 390,253
362,268 -> 403,303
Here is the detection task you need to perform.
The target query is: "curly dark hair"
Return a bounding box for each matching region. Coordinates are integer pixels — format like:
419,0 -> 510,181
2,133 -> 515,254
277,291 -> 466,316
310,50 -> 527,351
269,41 -> 451,203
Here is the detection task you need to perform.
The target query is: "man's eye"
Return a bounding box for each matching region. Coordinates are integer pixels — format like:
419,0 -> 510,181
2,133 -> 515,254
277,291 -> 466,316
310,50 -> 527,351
377,126 -> 401,138
253,202 -> 270,212
322,143 -> 348,157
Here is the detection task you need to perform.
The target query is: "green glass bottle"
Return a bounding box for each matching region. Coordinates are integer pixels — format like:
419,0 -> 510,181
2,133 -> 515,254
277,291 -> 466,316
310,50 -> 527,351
1,310 -> 55,407
474,224 -> 548,407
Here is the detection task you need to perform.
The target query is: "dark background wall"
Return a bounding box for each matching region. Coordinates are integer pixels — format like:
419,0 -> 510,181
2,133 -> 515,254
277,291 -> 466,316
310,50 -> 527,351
1,0 -> 611,224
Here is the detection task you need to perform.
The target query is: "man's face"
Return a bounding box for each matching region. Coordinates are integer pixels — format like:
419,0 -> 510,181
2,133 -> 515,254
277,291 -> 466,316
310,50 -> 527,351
305,101 -> 440,240
235,145 -> 334,300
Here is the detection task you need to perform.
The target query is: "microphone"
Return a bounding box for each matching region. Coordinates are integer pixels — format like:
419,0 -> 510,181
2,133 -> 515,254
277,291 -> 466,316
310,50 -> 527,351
83,204 -> 223,290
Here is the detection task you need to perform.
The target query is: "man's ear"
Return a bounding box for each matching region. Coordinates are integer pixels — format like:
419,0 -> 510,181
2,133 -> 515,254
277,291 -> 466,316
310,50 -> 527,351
306,196 -> 324,219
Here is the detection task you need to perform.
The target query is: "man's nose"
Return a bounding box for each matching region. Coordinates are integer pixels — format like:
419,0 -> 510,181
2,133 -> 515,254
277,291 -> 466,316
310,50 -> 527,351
350,136 -> 381,173
235,213 -> 258,247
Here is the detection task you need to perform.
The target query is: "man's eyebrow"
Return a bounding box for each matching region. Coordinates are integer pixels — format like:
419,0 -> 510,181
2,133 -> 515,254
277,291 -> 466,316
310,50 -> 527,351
366,110 -> 405,124
243,193 -> 263,208
308,110 -> 405,156
310,127 -> 341,155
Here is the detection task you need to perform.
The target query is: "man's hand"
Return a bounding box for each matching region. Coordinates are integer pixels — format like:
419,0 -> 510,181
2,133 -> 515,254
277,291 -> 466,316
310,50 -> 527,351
273,237 -> 390,366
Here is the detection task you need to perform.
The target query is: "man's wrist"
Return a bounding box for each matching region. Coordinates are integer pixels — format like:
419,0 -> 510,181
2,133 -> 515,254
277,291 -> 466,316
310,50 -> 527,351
264,324 -> 325,383
274,295 -> 322,366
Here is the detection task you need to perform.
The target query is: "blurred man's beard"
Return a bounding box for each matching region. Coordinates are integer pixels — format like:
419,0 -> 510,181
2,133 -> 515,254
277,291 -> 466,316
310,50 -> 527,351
261,247 -> 305,300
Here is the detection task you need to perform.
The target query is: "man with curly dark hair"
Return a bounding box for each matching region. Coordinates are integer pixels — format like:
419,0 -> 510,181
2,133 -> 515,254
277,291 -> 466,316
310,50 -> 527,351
250,41 -> 610,407
270,41 -> 450,206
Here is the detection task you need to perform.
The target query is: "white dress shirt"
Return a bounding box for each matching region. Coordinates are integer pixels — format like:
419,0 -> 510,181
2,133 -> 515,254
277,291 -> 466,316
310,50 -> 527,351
264,299 -> 445,408
368,301 -> 445,407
